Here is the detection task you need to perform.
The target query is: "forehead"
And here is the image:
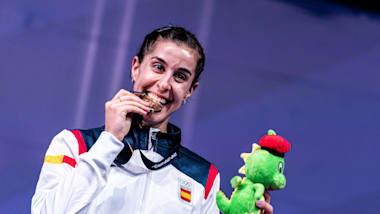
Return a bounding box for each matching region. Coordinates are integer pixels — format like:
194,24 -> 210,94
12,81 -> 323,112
146,40 -> 198,72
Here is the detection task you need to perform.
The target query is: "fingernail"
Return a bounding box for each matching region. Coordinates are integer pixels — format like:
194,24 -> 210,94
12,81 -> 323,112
257,200 -> 263,206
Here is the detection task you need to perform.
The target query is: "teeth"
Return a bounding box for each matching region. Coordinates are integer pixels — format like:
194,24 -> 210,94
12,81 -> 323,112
148,93 -> 167,105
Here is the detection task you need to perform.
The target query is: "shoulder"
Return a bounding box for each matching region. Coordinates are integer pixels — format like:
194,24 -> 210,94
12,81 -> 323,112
45,127 -> 104,166
172,146 -> 219,198
67,126 -> 105,153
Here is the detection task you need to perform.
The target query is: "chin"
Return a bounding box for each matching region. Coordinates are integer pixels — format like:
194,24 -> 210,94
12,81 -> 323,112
142,113 -> 169,127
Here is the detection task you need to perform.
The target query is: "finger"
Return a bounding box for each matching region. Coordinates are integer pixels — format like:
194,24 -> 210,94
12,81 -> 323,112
112,89 -> 147,103
112,101 -> 151,115
120,105 -> 149,118
256,200 -> 273,214
263,190 -> 271,203
106,101 -> 149,120
118,94 -> 150,107
111,90 -> 152,109
112,89 -> 131,100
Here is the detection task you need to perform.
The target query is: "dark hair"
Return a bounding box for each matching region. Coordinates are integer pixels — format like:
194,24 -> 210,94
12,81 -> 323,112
136,26 -> 205,86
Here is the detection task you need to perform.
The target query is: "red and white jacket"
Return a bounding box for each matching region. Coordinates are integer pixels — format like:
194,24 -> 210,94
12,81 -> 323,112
32,122 -> 220,214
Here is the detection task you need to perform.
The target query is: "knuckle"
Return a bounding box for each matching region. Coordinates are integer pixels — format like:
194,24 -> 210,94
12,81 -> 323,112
105,101 -> 111,108
266,203 -> 273,213
110,104 -> 117,111
121,89 -> 130,95
107,103 -> 117,111
269,207 -> 273,213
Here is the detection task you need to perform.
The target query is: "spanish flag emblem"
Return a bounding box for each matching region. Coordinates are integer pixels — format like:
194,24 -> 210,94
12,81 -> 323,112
180,188 -> 191,202
44,155 -> 76,168
179,178 -> 192,203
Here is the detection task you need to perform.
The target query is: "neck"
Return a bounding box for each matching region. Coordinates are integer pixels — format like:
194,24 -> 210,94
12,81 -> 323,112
142,118 -> 169,133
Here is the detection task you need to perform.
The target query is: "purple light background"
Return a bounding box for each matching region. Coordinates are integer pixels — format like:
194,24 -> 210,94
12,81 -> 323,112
1,0 -> 380,213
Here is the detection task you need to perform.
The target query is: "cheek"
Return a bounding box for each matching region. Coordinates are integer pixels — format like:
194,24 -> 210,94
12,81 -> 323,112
173,85 -> 189,99
169,88 -> 189,110
134,72 -> 156,90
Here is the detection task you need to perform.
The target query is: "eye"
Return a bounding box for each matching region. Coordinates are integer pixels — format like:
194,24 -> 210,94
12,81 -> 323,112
278,162 -> 283,173
153,63 -> 164,72
174,72 -> 187,82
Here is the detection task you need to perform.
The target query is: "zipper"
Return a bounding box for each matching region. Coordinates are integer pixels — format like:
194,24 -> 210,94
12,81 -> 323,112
139,128 -> 158,213
148,127 -> 159,150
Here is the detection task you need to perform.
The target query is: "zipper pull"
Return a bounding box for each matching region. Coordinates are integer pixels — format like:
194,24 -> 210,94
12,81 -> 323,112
149,128 -> 160,150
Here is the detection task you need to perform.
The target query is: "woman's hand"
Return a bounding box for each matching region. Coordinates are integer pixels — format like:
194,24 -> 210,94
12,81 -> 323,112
255,190 -> 273,214
105,89 -> 151,141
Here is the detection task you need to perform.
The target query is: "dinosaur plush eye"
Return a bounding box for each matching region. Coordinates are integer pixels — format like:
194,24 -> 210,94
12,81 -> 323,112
278,162 -> 283,173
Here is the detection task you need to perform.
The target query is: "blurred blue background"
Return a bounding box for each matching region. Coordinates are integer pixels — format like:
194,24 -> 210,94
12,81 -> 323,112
1,0 -> 380,213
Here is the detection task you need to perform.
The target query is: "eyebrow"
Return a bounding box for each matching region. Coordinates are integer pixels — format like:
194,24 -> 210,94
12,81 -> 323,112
151,56 -> 192,76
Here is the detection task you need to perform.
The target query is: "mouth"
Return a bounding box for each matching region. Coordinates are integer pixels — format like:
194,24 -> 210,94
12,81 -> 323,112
146,92 -> 169,105
131,91 -> 165,112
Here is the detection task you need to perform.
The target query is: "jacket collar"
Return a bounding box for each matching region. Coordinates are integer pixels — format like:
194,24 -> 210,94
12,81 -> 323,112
115,118 -> 181,164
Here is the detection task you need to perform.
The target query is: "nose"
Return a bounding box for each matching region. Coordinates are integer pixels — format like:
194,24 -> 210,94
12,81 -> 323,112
157,73 -> 172,92
270,174 -> 286,190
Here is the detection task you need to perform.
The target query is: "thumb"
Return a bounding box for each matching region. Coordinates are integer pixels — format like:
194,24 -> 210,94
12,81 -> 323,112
256,200 -> 273,214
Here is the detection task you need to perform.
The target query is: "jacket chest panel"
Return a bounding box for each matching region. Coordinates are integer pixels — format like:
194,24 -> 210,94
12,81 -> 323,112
90,164 -> 200,213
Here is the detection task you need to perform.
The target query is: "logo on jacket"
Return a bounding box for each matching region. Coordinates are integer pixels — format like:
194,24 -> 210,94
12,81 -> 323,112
179,178 -> 192,203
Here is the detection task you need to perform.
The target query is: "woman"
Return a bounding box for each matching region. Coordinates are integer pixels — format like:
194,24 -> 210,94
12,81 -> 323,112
32,26 -> 273,214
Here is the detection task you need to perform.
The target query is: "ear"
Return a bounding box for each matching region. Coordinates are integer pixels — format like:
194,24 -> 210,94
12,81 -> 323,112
131,56 -> 140,82
184,82 -> 199,100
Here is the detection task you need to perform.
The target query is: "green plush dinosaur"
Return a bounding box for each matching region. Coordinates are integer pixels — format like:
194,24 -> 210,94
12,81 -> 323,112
216,130 -> 291,214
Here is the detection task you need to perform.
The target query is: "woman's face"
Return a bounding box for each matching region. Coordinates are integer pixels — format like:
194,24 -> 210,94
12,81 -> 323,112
131,40 -> 199,129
